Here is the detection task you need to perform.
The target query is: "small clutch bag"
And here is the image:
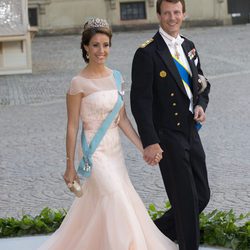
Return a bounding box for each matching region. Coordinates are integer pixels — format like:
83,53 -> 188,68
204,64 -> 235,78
67,181 -> 83,198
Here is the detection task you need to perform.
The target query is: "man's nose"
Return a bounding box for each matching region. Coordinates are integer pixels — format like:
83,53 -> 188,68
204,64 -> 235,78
169,12 -> 175,19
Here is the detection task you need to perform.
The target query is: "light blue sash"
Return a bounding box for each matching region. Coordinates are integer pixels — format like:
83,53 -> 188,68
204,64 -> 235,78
77,70 -> 123,177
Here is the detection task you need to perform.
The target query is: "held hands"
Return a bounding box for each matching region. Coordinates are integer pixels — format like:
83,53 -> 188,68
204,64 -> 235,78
143,143 -> 163,166
194,105 -> 206,123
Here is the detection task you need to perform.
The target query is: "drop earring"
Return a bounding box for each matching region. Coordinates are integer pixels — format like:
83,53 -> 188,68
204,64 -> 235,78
86,52 -> 89,59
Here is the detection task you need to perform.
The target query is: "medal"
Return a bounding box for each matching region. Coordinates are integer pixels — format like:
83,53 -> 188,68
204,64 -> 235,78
188,48 -> 196,60
160,70 -> 167,78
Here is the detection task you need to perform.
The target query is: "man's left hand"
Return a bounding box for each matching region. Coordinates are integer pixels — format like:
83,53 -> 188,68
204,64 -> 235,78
194,105 -> 206,123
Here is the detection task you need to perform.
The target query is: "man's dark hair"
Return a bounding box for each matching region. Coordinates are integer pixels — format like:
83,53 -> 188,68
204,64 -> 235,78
156,0 -> 186,14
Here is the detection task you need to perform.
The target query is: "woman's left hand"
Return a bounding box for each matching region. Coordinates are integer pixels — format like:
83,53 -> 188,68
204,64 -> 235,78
63,167 -> 79,189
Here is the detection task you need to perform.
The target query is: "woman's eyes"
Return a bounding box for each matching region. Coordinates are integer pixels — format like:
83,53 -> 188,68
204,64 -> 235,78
92,43 -> 109,47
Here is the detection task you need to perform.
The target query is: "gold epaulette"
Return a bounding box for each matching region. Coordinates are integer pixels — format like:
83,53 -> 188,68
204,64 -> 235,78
140,38 -> 154,48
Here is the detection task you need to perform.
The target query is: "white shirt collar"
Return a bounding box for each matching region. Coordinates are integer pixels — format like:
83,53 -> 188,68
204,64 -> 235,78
159,26 -> 184,47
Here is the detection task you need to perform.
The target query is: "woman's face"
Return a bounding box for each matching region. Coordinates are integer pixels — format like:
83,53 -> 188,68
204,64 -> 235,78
84,33 -> 110,65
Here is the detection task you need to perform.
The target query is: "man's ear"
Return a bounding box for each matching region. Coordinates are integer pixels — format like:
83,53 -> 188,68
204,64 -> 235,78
157,13 -> 161,22
183,12 -> 187,20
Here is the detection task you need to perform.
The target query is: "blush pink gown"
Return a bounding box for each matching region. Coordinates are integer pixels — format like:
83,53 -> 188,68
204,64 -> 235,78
38,72 -> 177,250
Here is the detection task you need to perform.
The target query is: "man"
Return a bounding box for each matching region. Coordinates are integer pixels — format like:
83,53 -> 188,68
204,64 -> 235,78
130,0 -> 210,249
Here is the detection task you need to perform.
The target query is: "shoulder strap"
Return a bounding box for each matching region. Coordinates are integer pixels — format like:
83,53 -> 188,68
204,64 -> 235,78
77,70 -> 123,177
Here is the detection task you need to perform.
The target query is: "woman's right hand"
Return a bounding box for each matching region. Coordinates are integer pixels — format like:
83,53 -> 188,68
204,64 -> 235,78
63,167 -> 79,188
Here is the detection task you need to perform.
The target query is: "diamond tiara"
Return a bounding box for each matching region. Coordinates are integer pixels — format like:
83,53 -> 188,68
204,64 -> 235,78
84,17 -> 109,30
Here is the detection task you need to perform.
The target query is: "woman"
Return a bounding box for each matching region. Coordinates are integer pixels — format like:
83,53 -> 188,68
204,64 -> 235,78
38,17 -> 177,250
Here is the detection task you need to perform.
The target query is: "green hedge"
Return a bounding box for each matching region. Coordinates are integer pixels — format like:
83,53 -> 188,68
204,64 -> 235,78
0,204 -> 249,250
148,202 -> 250,250
0,208 -> 66,237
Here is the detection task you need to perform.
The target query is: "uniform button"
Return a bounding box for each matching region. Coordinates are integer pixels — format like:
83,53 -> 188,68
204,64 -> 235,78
177,122 -> 181,126
170,93 -> 174,97
174,112 -> 178,116
173,103 -> 176,106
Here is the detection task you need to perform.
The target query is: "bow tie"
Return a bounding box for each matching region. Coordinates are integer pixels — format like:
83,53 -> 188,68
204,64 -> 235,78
167,36 -> 184,48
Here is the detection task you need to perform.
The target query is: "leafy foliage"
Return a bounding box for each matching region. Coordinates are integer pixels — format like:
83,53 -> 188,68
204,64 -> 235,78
148,202 -> 250,250
199,209 -> 250,250
0,205 -> 249,249
148,200 -> 171,220
0,207 -> 66,238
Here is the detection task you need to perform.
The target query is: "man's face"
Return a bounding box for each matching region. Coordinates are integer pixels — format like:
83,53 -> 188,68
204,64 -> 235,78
157,1 -> 185,38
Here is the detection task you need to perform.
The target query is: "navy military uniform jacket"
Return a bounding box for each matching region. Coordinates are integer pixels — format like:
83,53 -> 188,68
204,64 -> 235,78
131,31 -> 210,148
